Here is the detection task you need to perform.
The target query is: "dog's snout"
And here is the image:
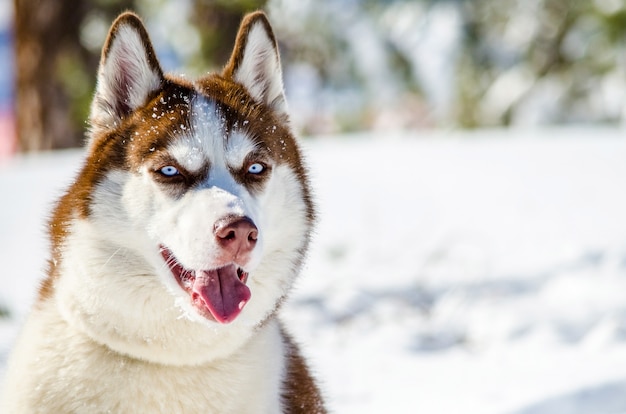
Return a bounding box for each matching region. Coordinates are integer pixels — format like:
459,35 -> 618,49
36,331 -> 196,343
214,216 -> 258,260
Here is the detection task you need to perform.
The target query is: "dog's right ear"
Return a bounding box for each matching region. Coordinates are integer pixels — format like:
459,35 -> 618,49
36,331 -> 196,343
89,12 -> 163,140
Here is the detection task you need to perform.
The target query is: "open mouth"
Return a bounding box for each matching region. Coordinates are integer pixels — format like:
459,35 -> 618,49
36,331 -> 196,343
160,246 -> 251,324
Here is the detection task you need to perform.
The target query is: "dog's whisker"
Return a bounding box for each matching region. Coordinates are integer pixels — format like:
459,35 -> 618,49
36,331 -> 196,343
100,247 -> 123,272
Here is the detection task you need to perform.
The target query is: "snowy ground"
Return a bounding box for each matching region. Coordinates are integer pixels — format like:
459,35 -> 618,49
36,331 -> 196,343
2,128 -> 626,413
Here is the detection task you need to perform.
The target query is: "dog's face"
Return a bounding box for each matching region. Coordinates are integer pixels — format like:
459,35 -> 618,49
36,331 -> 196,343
46,12 -> 314,364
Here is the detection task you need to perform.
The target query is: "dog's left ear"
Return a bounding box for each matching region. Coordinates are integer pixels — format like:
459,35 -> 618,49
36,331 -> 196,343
223,12 -> 288,120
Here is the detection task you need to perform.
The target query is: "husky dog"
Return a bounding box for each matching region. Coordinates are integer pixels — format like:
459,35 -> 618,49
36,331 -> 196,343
1,11 -> 325,413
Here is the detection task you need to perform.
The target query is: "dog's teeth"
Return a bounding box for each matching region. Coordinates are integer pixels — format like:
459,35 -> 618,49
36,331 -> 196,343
238,301 -> 246,310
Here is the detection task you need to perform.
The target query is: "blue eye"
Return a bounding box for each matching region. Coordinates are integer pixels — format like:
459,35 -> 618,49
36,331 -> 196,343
247,163 -> 264,174
159,166 -> 179,176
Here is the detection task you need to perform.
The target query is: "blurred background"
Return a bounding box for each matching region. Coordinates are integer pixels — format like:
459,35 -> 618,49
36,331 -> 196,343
1,0 -> 626,156
3,2 -> 626,413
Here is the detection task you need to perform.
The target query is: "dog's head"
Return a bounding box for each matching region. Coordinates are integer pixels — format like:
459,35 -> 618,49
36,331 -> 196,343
46,12 -> 314,364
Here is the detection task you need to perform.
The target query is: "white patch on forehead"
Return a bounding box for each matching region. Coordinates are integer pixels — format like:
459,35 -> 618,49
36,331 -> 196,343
167,95 -> 224,173
167,95 -> 258,175
189,94 -> 226,142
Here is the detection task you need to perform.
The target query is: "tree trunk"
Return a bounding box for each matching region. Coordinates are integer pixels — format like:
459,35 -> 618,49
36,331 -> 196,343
13,0 -> 90,151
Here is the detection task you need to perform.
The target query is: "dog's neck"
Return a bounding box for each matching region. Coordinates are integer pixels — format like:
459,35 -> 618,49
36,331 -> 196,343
51,219 -> 264,366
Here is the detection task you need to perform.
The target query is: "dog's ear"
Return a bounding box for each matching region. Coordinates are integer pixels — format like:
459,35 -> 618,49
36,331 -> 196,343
89,12 -> 163,138
223,12 -> 288,120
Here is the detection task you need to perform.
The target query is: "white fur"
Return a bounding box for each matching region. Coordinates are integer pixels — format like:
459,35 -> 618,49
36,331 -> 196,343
168,96 -> 219,175
3,303 -> 285,413
225,130 -> 263,170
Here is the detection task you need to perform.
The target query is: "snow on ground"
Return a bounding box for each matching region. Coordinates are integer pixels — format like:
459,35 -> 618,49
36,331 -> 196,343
1,128 -> 626,413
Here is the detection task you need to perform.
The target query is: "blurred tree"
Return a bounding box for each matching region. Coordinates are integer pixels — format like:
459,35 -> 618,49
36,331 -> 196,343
266,0 -> 626,132
13,0 -> 134,151
192,0 -> 267,70
14,0 -> 626,145
15,0 -> 87,150
454,0 -> 626,127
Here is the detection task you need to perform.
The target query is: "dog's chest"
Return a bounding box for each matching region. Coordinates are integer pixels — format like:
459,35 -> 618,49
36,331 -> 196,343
5,306 -> 285,413
70,347 -> 282,413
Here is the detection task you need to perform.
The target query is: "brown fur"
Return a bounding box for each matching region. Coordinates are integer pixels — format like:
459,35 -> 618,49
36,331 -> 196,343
281,329 -> 328,413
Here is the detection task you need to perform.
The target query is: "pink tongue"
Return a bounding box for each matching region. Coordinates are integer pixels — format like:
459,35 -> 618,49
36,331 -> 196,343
192,266 -> 251,324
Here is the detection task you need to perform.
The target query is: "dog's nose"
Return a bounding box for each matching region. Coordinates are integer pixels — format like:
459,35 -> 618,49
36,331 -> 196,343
214,216 -> 258,260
